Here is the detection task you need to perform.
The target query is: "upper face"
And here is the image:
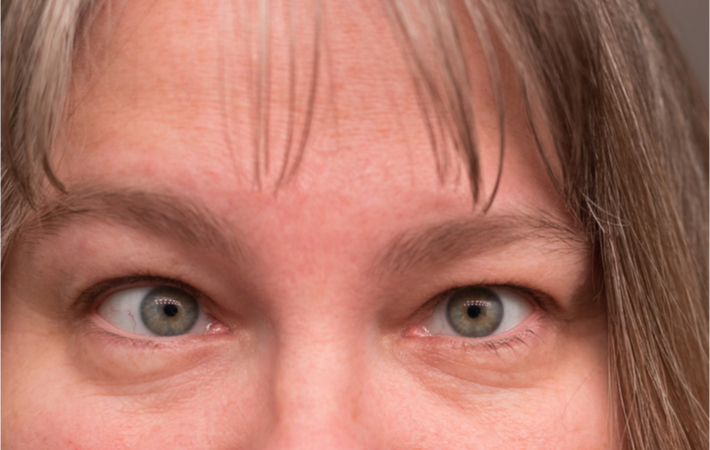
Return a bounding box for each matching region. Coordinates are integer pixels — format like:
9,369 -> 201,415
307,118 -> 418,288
1,1 -> 612,448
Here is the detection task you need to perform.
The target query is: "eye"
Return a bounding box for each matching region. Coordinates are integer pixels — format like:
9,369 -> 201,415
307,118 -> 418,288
97,285 -> 215,337
423,286 -> 534,338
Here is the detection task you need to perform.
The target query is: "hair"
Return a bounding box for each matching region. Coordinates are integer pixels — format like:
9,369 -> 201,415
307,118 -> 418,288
2,0 -> 708,448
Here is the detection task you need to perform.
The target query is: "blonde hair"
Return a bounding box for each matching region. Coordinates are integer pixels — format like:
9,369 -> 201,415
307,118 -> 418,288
3,0 -> 708,448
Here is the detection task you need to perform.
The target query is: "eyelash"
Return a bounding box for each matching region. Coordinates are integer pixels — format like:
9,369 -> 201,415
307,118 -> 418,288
415,282 -> 552,351
449,325 -> 543,352
77,274 -> 554,354
75,273 -> 205,316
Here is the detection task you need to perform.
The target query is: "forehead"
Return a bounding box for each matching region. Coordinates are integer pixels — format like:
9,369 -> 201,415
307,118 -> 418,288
59,0 -> 558,221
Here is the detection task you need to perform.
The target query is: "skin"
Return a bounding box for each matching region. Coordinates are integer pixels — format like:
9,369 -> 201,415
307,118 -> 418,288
2,1 -> 613,448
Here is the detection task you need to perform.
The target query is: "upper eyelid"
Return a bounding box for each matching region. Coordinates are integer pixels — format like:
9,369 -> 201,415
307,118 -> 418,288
494,284 -> 558,315
428,283 -> 548,315
74,274 -> 205,314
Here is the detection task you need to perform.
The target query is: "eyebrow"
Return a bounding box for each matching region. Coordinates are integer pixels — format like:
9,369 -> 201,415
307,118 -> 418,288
377,211 -> 589,276
23,187 -> 251,264
23,188 -> 586,281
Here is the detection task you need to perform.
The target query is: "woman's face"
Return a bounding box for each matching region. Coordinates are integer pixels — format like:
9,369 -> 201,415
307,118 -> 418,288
2,1 -> 612,448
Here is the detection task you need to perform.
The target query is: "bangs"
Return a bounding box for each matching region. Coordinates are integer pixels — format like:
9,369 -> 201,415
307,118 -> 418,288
2,2 -> 708,446
211,0 -> 560,211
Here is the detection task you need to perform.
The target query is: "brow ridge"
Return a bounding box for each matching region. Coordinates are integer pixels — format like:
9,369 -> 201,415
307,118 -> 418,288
23,186 -> 251,263
377,211 -> 588,276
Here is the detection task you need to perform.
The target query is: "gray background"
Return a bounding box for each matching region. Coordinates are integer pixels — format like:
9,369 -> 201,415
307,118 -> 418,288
656,0 -> 708,96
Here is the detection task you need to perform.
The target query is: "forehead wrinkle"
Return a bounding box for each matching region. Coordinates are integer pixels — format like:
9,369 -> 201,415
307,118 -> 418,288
377,210 -> 588,277
21,186 -> 252,265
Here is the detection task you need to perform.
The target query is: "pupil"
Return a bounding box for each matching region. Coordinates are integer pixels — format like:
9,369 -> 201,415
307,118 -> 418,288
467,305 -> 481,318
163,304 -> 179,317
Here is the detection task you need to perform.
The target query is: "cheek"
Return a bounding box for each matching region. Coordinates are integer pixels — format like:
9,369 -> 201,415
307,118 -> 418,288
2,337 -> 269,449
374,319 -> 611,449
2,317 -> 611,450
355,374 -> 611,450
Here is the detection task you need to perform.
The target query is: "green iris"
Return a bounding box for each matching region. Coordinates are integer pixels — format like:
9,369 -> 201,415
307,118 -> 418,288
446,287 -> 503,337
139,286 -> 200,336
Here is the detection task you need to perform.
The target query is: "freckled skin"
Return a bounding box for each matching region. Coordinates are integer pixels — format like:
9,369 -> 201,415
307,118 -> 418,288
1,1 -> 615,449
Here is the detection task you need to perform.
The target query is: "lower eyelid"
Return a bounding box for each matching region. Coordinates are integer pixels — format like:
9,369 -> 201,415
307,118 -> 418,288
450,327 -> 539,352
92,309 -> 224,342
407,311 -> 546,350
87,322 -> 167,348
393,316 -> 554,388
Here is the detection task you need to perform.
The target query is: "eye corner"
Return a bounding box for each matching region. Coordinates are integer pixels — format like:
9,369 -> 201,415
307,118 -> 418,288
402,324 -> 432,338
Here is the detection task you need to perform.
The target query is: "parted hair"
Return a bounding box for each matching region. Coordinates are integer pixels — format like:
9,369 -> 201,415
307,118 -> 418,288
2,0 -> 708,449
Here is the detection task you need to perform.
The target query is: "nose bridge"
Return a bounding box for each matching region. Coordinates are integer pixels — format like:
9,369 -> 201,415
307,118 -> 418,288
260,298 -> 375,450
272,346 -> 365,448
